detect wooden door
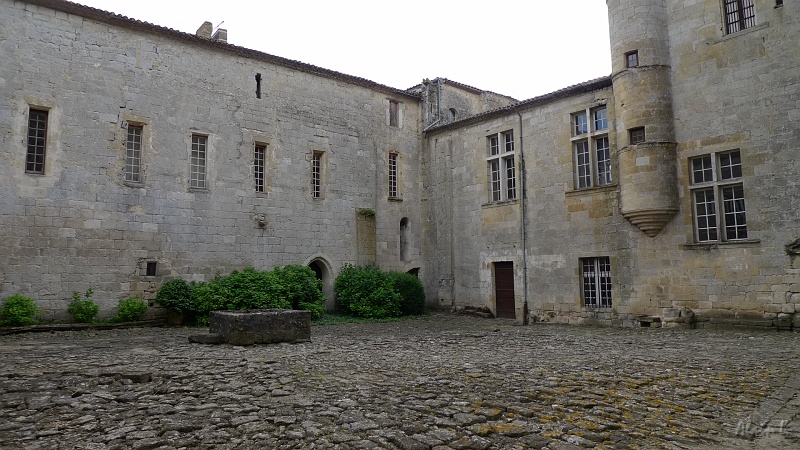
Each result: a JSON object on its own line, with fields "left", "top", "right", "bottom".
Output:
{"left": 494, "top": 262, "right": 516, "bottom": 319}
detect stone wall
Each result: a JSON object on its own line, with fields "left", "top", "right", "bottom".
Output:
{"left": 0, "top": 0, "right": 423, "bottom": 319}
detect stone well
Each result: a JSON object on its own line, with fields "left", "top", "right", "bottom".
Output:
{"left": 190, "top": 309, "right": 311, "bottom": 346}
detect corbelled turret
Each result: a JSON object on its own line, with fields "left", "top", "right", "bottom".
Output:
{"left": 607, "top": 0, "right": 678, "bottom": 237}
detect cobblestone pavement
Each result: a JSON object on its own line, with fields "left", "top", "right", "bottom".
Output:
{"left": 2, "top": 314, "right": 800, "bottom": 450}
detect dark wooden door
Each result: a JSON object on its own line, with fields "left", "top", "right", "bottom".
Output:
{"left": 494, "top": 262, "right": 516, "bottom": 319}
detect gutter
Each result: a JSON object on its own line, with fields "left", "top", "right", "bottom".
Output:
{"left": 517, "top": 112, "right": 529, "bottom": 325}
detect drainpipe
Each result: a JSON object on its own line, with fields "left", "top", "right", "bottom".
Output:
{"left": 422, "top": 78, "right": 442, "bottom": 133}
{"left": 517, "top": 112, "right": 529, "bottom": 325}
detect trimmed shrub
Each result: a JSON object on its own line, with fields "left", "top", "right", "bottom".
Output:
{"left": 272, "top": 265, "right": 326, "bottom": 319}
{"left": 112, "top": 296, "right": 148, "bottom": 322}
{"left": 0, "top": 294, "right": 39, "bottom": 326}
{"left": 334, "top": 265, "right": 401, "bottom": 319}
{"left": 193, "top": 268, "right": 291, "bottom": 323}
{"left": 387, "top": 272, "right": 426, "bottom": 316}
{"left": 68, "top": 289, "right": 99, "bottom": 323}
{"left": 155, "top": 278, "right": 194, "bottom": 313}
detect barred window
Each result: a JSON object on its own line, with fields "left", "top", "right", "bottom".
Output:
{"left": 388, "top": 153, "right": 398, "bottom": 198}
{"left": 254, "top": 144, "right": 266, "bottom": 193}
{"left": 312, "top": 151, "right": 323, "bottom": 198}
{"left": 724, "top": 0, "right": 756, "bottom": 34}
{"left": 190, "top": 135, "right": 207, "bottom": 189}
{"left": 124, "top": 125, "right": 143, "bottom": 183}
{"left": 487, "top": 130, "right": 516, "bottom": 202}
{"left": 26, "top": 108, "right": 48, "bottom": 174}
{"left": 572, "top": 106, "right": 611, "bottom": 189}
{"left": 581, "top": 257, "right": 612, "bottom": 308}
{"left": 690, "top": 150, "right": 747, "bottom": 242}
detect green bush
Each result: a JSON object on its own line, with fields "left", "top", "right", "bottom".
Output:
{"left": 155, "top": 278, "right": 194, "bottom": 313}
{"left": 0, "top": 294, "right": 39, "bottom": 326}
{"left": 334, "top": 265, "right": 401, "bottom": 319}
{"left": 193, "top": 268, "right": 291, "bottom": 323}
{"left": 68, "top": 289, "right": 99, "bottom": 323}
{"left": 112, "top": 296, "right": 148, "bottom": 322}
{"left": 273, "top": 265, "right": 325, "bottom": 319}
{"left": 387, "top": 272, "right": 426, "bottom": 316}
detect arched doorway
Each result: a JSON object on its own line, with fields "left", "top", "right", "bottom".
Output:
{"left": 305, "top": 256, "right": 335, "bottom": 310}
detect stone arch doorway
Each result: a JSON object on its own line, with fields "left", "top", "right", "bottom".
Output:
{"left": 304, "top": 255, "right": 336, "bottom": 310}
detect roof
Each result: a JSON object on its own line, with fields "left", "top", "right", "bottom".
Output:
{"left": 424, "top": 76, "right": 613, "bottom": 134}
{"left": 406, "top": 78, "right": 518, "bottom": 102}
{"left": 21, "top": 0, "right": 421, "bottom": 101}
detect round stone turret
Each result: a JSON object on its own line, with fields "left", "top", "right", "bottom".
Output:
{"left": 607, "top": 0, "right": 678, "bottom": 237}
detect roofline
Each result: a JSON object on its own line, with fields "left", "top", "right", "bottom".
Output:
{"left": 424, "top": 76, "right": 613, "bottom": 135}
{"left": 21, "top": 0, "right": 421, "bottom": 101}
{"left": 406, "top": 77, "right": 518, "bottom": 102}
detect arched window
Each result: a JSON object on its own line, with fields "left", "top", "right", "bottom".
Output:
{"left": 447, "top": 108, "right": 457, "bottom": 121}
{"left": 400, "top": 217, "right": 410, "bottom": 262}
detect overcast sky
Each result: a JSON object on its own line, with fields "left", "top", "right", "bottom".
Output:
{"left": 73, "top": 0, "right": 612, "bottom": 101}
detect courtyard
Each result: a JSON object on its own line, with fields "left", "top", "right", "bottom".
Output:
{"left": 1, "top": 314, "right": 799, "bottom": 449}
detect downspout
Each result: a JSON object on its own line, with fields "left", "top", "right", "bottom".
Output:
{"left": 422, "top": 78, "right": 442, "bottom": 132}
{"left": 517, "top": 112, "right": 529, "bottom": 325}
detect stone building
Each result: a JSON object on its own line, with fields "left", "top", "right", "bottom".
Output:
{"left": 1, "top": 0, "right": 798, "bottom": 328}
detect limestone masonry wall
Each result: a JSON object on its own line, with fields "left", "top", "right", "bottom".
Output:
{"left": 1, "top": 0, "right": 797, "bottom": 328}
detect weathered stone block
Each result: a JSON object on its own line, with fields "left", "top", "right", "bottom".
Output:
{"left": 208, "top": 309, "right": 311, "bottom": 346}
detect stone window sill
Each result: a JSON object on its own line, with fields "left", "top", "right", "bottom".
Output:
{"left": 481, "top": 199, "right": 519, "bottom": 209}
{"left": 566, "top": 184, "right": 617, "bottom": 197}
{"left": 684, "top": 239, "right": 761, "bottom": 250}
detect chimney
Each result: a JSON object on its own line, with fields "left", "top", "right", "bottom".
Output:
{"left": 196, "top": 21, "right": 212, "bottom": 39}
{"left": 212, "top": 28, "right": 227, "bottom": 43}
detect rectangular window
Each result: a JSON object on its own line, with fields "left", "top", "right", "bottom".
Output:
{"left": 190, "top": 135, "right": 207, "bottom": 189}
{"left": 595, "top": 136, "right": 611, "bottom": 186}
{"left": 26, "top": 108, "right": 48, "bottom": 174}
{"left": 689, "top": 150, "right": 747, "bottom": 242}
{"left": 629, "top": 127, "right": 646, "bottom": 145}
{"left": 145, "top": 261, "right": 157, "bottom": 277}
{"left": 124, "top": 125, "right": 143, "bottom": 183}
{"left": 388, "top": 152, "right": 398, "bottom": 198}
{"left": 572, "top": 106, "right": 611, "bottom": 189}
{"left": 724, "top": 0, "right": 756, "bottom": 34}
{"left": 581, "top": 257, "right": 612, "bottom": 308}
{"left": 254, "top": 144, "right": 266, "bottom": 193}
{"left": 487, "top": 130, "right": 516, "bottom": 202}
{"left": 389, "top": 100, "right": 399, "bottom": 127}
{"left": 625, "top": 50, "right": 639, "bottom": 68}
{"left": 312, "top": 151, "right": 323, "bottom": 198}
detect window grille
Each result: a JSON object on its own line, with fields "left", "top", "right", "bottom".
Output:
{"left": 312, "top": 152, "right": 322, "bottom": 198}
{"left": 581, "top": 257, "right": 612, "bottom": 308}
{"left": 190, "top": 135, "right": 207, "bottom": 189}
{"left": 388, "top": 153, "right": 398, "bottom": 198}
{"left": 125, "top": 125, "right": 143, "bottom": 183}
{"left": 26, "top": 109, "right": 48, "bottom": 174}
{"left": 254, "top": 144, "right": 266, "bottom": 192}
{"left": 724, "top": 0, "right": 756, "bottom": 34}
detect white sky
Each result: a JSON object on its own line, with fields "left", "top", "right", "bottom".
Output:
{"left": 73, "top": 0, "right": 612, "bottom": 101}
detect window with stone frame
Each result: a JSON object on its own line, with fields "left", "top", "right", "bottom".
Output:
{"left": 26, "top": 108, "right": 48, "bottom": 174}
{"left": 124, "top": 124, "right": 144, "bottom": 183}
{"left": 580, "top": 257, "right": 612, "bottom": 308}
{"left": 487, "top": 130, "right": 516, "bottom": 202}
{"left": 689, "top": 150, "right": 748, "bottom": 242}
{"left": 190, "top": 134, "right": 207, "bottom": 189}
{"left": 388, "top": 152, "right": 399, "bottom": 198}
{"left": 254, "top": 143, "right": 266, "bottom": 193}
{"left": 723, "top": 0, "right": 756, "bottom": 34}
{"left": 312, "top": 151, "right": 324, "bottom": 199}
{"left": 388, "top": 100, "right": 400, "bottom": 127}
{"left": 625, "top": 50, "right": 639, "bottom": 68}
{"left": 571, "top": 106, "right": 611, "bottom": 189}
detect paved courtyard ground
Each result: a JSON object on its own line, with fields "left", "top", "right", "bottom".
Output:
{"left": 1, "top": 313, "right": 799, "bottom": 449}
